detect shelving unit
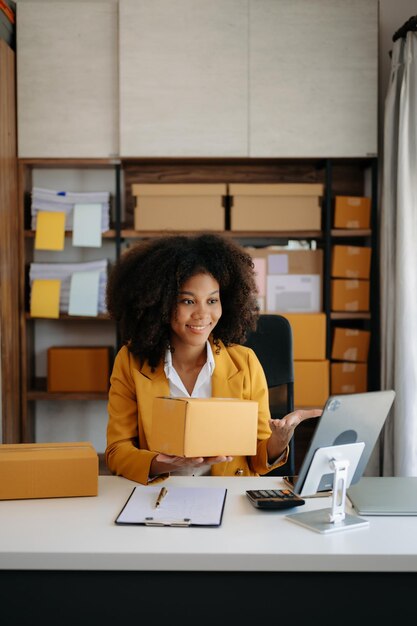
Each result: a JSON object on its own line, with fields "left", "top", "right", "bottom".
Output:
{"left": 16, "top": 156, "right": 378, "bottom": 472}
{"left": 17, "top": 159, "right": 121, "bottom": 445}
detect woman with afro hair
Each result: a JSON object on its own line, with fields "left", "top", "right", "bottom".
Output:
{"left": 105, "top": 232, "right": 321, "bottom": 484}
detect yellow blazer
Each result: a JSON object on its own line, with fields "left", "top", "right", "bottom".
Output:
{"left": 106, "top": 339, "right": 288, "bottom": 485}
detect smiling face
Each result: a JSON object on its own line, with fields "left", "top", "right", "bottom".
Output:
{"left": 170, "top": 272, "right": 222, "bottom": 351}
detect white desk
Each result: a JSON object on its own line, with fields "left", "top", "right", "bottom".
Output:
{"left": 1, "top": 475, "right": 416, "bottom": 624}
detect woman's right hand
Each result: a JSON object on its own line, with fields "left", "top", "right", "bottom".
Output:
{"left": 150, "top": 453, "right": 233, "bottom": 477}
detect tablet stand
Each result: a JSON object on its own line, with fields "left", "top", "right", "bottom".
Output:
{"left": 286, "top": 442, "right": 370, "bottom": 534}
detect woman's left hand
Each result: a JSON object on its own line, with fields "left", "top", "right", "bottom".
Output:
{"left": 267, "top": 409, "right": 323, "bottom": 463}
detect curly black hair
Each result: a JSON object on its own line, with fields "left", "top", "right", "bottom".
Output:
{"left": 106, "top": 232, "right": 260, "bottom": 368}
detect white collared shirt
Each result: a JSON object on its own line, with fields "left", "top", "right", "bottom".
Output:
{"left": 164, "top": 340, "right": 215, "bottom": 399}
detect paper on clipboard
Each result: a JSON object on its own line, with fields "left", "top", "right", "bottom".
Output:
{"left": 115, "top": 486, "right": 227, "bottom": 527}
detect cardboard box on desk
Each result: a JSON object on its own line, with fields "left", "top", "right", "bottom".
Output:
{"left": 229, "top": 183, "right": 323, "bottom": 231}
{"left": 334, "top": 196, "right": 371, "bottom": 229}
{"left": 132, "top": 183, "right": 226, "bottom": 231}
{"left": 0, "top": 442, "right": 98, "bottom": 500}
{"left": 47, "top": 346, "right": 112, "bottom": 392}
{"left": 150, "top": 397, "right": 258, "bottom": 457}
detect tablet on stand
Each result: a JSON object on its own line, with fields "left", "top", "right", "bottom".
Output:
{"left": 286, "top": 442, "right": 369, "bottom": 534}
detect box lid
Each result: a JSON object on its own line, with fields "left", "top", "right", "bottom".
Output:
{"left": 229, "top": 183, "right": 324, "bottom": 196}
{"left": 132, "top": 183, "right": 227, "bottom": 197}
{"left": 0, "top": 442, "right": 97, "bottom": 461}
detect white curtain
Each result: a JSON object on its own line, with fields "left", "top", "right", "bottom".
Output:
{"left": 380, "top": 31, "right": 417, "bottom": 476}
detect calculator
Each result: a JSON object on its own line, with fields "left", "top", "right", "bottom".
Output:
{"left": 246, "top": 488, "right": 305, "bottom": 510}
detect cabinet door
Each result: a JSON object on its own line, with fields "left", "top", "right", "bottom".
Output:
{"left": 17, "top": 2, "right": 118, "bottom": 158}
{"left": 249, "top": 0, "right": 378, "bottom": 157}
{"left": 119, "top": 0, "right": 248, "bottom": 157}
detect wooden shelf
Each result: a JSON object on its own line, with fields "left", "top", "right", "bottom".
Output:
{"left": 25, "top": 229, "right": 118, "bottom": 238}
{"left": 19, "top": 157, "right": 120, "bottom": 168}
{"left": 14, "top": 156, "right": 380, "bottom": 456}
{"left": 331, "top": 229, "right": 371, "bottom": 238}
{"left": 120, "top": 229, "right": 370, "bottom": 241}
{"left": 27, "top": 378, "right": 109, "bottom": 401}
{"left": 25, "top": 313, "right": 111, "bottom": 321}
{"left": 120, "top": 229, "right": 323, "bottom": 240}
{"left": 330, "top": 312, "right": 371, "bottom": 320}
{"left": 25, "top": 228, "right": 370, "bottom": 241}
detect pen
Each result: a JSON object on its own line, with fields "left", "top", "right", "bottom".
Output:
{"left": 155, "top": 486, "right": 168, "bottom": 508}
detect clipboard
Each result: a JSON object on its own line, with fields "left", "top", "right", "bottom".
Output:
{"left": 115, "top": 485, "right": 227, "bottom": 527}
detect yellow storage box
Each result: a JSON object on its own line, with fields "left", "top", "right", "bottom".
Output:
{"left": 0, "top": 442, "right": 98, "bottom": 500}
{"left": 47, "top": 346, "right": 112, "bottom": 392}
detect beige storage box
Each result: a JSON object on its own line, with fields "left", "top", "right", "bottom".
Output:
{"left": 149, "top": 397, "right": 258, "bottom": 457}
{"left": 331, "top": 362, "right": 368, "bottom": 394}
{"left": 283, "top": 313, "right": 326, "bottom": 360}
{"left": 294, "top": 360, "right": 329, "bottom": 407}
{"left": 331, "top": 245, "right": 372, "bottom": 279}
{"left": 0, "top": 442, "right": 98, "bottom": 500}
{"left": 229, "top": 183, "right": 323, "bottom": 231}
{"left": 47, "top": 346, "right": 112, "bottom": 392}
{"left": 334, "top": 196, "right": 371, "bottom": 229}
{"left": 246, "top": 247, "right": 323, "bottom": 274}
{"left": 331, "top": 279, "right": 370, "bottom": 312}
{"left": 132, "top": 183, "right": 226, "bottom": 231}
{"left": 267, "top": 274, "right": 321, "bottom": 313}
{"left": 247, "top": 247, "right": 323, "bottom": 305}
{"left": 267, "top": 249, "right": 322, "bottom": 275}
{"left": 331, "top": 328, "right": 370, "bottom": 362}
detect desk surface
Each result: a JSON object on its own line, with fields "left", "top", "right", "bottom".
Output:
{"left": 1, "top": 475, "right": 417, "bottom": 572}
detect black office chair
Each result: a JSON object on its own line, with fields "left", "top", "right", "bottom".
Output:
{"left": 244, "top": 314, "right": 295, "bottom": 476}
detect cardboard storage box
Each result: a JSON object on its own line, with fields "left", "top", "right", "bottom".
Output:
{"left": 229, "top": 183, "right": 323, "bottom": 231}
{"left": 149, "top": 397, "right": 258, "bottom": 457}
{"left": 47, "top": 346, "right": 112, "bottom": 392}
{"left": 132, "top": 183, "right": 226, "bottom": 231}
{"left": 331, "top": 327, "right": 370, "bottom": 362}
{"left": 0, "top": 442, "right": 98, "bottom": 500}
{"left": 334, "top": 196, "right": 371, "bottom": 229}
{"left": 247, "top": 247, "right": 322, "bottom": 303}
{"left": 282, "top": 313, "right": 326, "bottom": 360}
{"left": 331, "top": 362, "right": 368, "bottom": 394}
{"left": 331, "top": 245, "right": 371, "bottom": 279}
{"left": 331, "top": 279, "right": 370, "bottom": 312}
{"left": 267, "top": 274, "right": 321, "bottom": 313}
{"left": 267, "top": 249, "right": 323, "bottom": 276}
{"left": 294, "top": 360, "right": 329, "bottom": 407}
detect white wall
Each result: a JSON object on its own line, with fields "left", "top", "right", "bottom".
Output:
{"left": 15, "top": 0, "right": 416, "bottom": 142}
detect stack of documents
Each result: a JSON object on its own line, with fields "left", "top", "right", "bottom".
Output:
{"left": 31, "top": 187, "right": 111, "bottom": 231}
{"left": 29, "top": 259, "right": 108, "bottom": 318}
